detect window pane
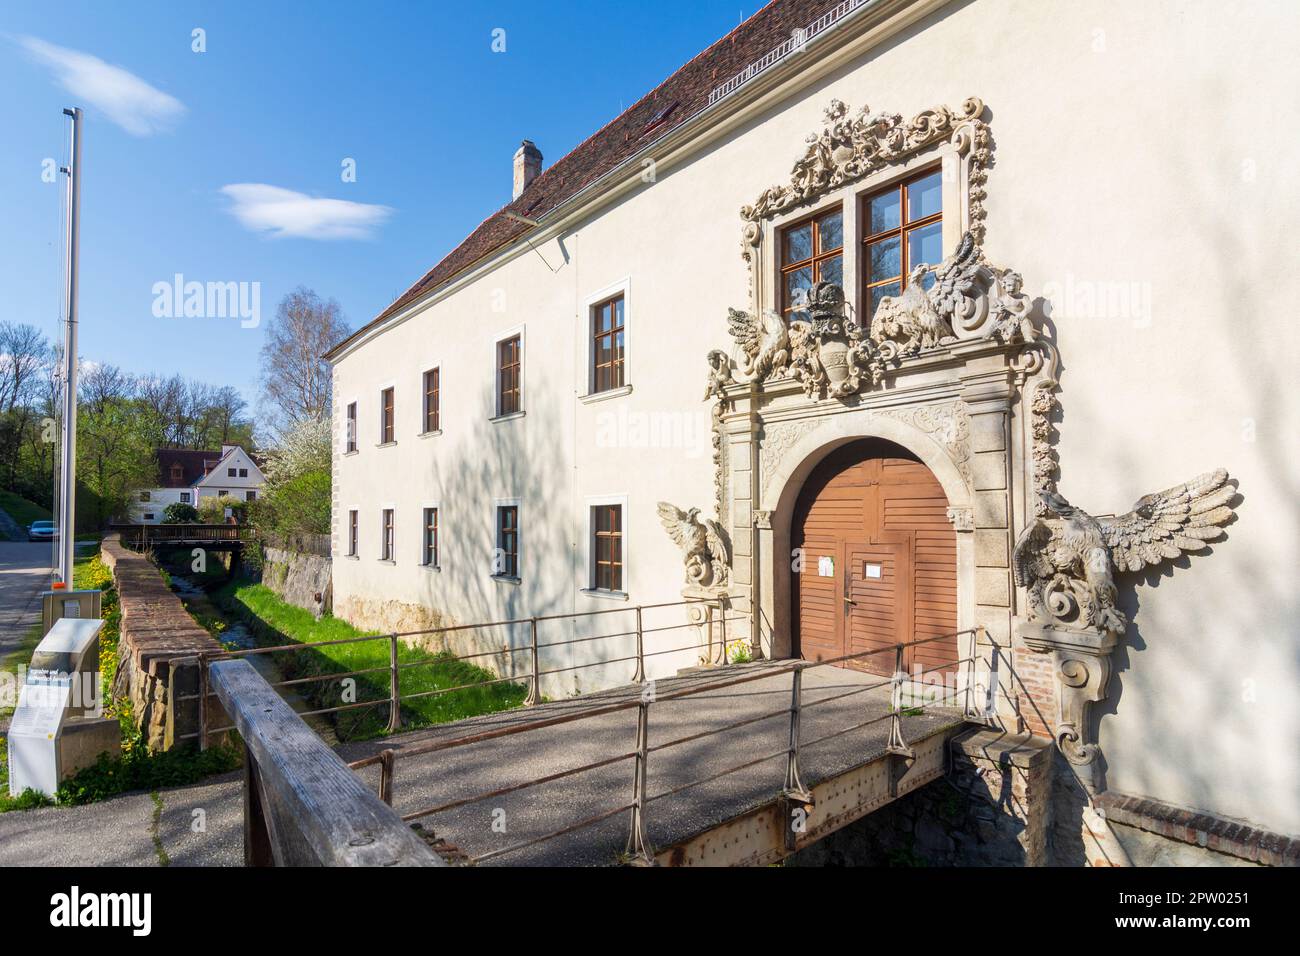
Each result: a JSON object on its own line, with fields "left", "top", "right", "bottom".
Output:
{"left": 908, "top": 170, "right": 942, "bottom": 221}
{"left": 613, "top": 297, "right": 624, "bottom": 326}
{"left": 868, "top": 189, "right": 901, "bottom": 235}
{"left": 908, "top": 221, "right": 944, "bottom": 274}
{"left": 818, "top": 254, "right": 843, "bottom": 288}
{"left": 785, "top": 267, "right": 812, "bottom": 306}
{"left": 597, "top": 303, "right": 612, "bottom": 333}
{"left": 869, "top": 281, "right": 902, "bottom": 319}
{"left": 869, "top": 237, "right": 901, "bottom": 282}
{"left": 817, "top": 212, "right": 842, "bottom": 252}
{"left": 784, "top": 223, "right": 812, "bottom": 264}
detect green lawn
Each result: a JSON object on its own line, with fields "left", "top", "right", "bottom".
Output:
{"left": 0, "top": 491, "right": 51, "bottom": 534}
{"left": 217, "top": 581, "right": 528, "bottom": 739}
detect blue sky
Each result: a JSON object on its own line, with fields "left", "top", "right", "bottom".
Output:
{"left": 0, "top": 0, "right": 752, "bottom": 417}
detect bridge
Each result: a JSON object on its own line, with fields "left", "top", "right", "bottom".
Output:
{"left": 196, "top": 604, "right": 996, "bottom": 866}
{"left": 108, "top": 522, "right": 245, "bottom": 551}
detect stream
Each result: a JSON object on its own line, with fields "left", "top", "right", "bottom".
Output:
{"left": 167, "top": 570, "right": 340, "bottom": 745}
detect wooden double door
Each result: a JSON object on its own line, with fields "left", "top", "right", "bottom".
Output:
{"left": 792, "top": 440, "right": 958, "bottom": 677}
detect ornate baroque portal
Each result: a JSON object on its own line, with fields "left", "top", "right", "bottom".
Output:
{"left": 672, "top": 97, "right": 1237, "bottom": 793}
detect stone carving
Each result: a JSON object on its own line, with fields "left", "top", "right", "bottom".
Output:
{"left": 869, "top": 233, "right": 978, "bottom": 354}
{"left": 879, "top": 402, "right": 973, "bottom": 490}
{"left": 788, "top": 281, "right": 885, "bottom": 398}
{"left": 946, "top": 506, "right": 974, "bottom": 532}
{"left": 703, "top": 349, "right": 734, "bottom": 402}
{"left": 1013, "top": 471, "right": 1237, "bottom": 635}
{"left": 758, "top": 419, "right": 822, "bottom": 482}
{"left": 726, "top": 307, "right": 790, "bottom": 382}
{"left": 752, "top": 510, "right": 773, "bottom": 530}
{"left": 740, "top": 97, "right": 987, "bottom": 226}
{"left": 656, "top": 501, "right": 731, "bottom": 588}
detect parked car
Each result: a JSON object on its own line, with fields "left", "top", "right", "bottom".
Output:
{"left": 28, "top": 520, "right": 58, "bottom": 542}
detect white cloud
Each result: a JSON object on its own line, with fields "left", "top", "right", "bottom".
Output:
{"left": 19, "top": 36, "right": 185, "bottom": 136}
{"left": 220, "top": 184, "right": 394, "bottom": 241}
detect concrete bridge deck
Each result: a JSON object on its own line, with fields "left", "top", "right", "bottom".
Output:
{"left": 339, "top": 661, "right": 968, "bottom": 866}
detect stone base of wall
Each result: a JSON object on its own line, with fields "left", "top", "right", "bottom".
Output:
{"left": 262, "top": 547, "right": 332, "bottom": 616}
{"left": 788, "top": 729, "right": 1054, "bottom": 866}
{"left": 1095, "top": 790, "right": 1296, "bottom": 867}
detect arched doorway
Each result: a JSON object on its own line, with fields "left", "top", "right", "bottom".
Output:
{"left": 792, "top": 438, "right": 958, "bottom": 676}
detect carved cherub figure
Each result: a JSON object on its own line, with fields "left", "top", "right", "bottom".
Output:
{"left": 704, "top": 349, "right": 734, "bottom": 401}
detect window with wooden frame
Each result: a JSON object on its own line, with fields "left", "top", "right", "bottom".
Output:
{"left": 347, "top": 510, "right": 358, "bottom": 556}
{"left": 779, "top": 206, "right": 843, "bottom": 320}
{"left": 170, "top": 462, "right": 184, "bottom": 481}
{"left": 422, "top": 507, "right": 439, "bottom": 567}
{"left": 497, "top": 336, "right": 521, "bottom": 416}
{"left": 862, "top": 166, "right": 943, "bottom": 321}
{"left": 591, "top": 295, "right": 625, "bottom": 393}
{"left": 346, "top": 402, "right": 357, "bottom": 452}
{"left": 591, "top": 504, "right": 623, "bottom": 592}
{"left": 495, "top": 505, "right": 519, "bottom": 578}
{"left": 381, "top": 508, "right": 394, "bottom": 561}
{"left": 379, "top": 388, "right": 395, "bottom": 444}
{"left": 422, "top": 368, "right": 440, "bottom": 433}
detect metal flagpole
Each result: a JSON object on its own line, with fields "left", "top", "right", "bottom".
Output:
{"left": 55, "top": 107, "right": 82, "bottom": 587}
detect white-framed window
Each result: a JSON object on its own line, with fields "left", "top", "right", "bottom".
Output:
{"left": 585, "top": 494, "right": 628, "bottom": 595}
{"left": 239, "top": 468, "right": 248, "bottom": 478}
{"left": 380, "top": 507, "right": 395, "bottom": 561}
{"left": 245, "top": 490, "right": 256, "bottom": 502}
{"left": 347, "top": 509, "right": 358, "bottom": 556}
{"left": 421, "top": 504, "right": 440, "bottom": 568}
{"left": 493, "top": 498, "right": 521, "bottom": 579}
{"left": 227, "top": 467, "right": 237, "bottom": 477}
{"left": 345, "top": 400, "right": 358, "bottom": 453}
{"left": 180, "top": 492, "right": 191, "bottom": 504}
{"left": 583, "top": 278, "right": 631, "bottom": 398}
{"left": 493, "top": 327, "right": 525, "bottom": 419}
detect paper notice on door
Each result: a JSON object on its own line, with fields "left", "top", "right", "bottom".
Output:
{"left": 864, "top": 562, "right": 882, "bottom": 579}
{"left": 817, "top": 556, "right": 834, "bottom": 577}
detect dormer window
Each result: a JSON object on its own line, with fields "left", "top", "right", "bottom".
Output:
{"left": 170, "top": 463, "right": 183, "bottom": 481}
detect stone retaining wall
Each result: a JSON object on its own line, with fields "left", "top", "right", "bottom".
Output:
{"left": 262, "top": 545, "right": 332, "bottom": 616}
{"left": 101, "top": 535, "right": 227, "bottom": 751}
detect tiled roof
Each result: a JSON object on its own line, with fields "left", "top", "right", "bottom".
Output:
{"left": 327, "top": 0, "right": 842, "bottom": 358}
{"left": 156, "top": 448, "right": 224, "bottom": 488}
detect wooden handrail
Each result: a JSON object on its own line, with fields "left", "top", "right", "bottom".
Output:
{"left": 208, "top": 659, "right": 442, "bottom": 867}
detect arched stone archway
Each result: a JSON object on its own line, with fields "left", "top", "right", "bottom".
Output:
{"left": 760, "top": 410, "right": 977, "bottom": 666}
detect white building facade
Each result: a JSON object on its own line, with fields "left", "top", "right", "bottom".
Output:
{"left": 327, "top": 0, "right": 1300, "bottom": 860}
{"left": 131, "top": 445, "right": 265, "bottom": 523}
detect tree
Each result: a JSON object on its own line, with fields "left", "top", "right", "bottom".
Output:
{"left": 76, "top": 363, "right": 156, "bottom": 526}
{"left": 258, "top": 287, "right": 349, "bottom": 438}
{"left": 162, "top": 501, "right": 199, "bottom": 523}
{"left": 0, "top": 322, "right": 53, "bottom": 491}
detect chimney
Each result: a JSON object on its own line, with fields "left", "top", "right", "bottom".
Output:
{"left": 513, "top": 140, "right": 542, "bottom": 200}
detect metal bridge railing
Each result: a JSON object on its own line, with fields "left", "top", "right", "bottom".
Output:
{"left": 178, "top": 596, "right": 748, "bottom": 746}
{"left": 348, "top": 627, "right": 986, "bottom": 865}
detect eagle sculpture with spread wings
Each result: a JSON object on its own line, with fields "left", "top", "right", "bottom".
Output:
{"left": 1013, "top": 469, "right": 1236, "bottom": 634}
{"left": 727, "top": 307, "right": 790, "bottom": 382}
{"left": 656, "top": 502, "right": 731, "bottom": 588}
{"left": 869, "top": 231, "right": 982, "bottom": 354}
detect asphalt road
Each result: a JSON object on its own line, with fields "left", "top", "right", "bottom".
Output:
{"left": 0, "top": 541, "right": 55, "bottom": 663}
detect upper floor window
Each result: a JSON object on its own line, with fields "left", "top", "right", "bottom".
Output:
{"left": 170, "top": 463, "right": 184, "bottom": 481}
{"left": 423, "top": 368, "right": 441, "bottom": 433}
{"left": 381, "top": 508, "right": 394, "bottom": 561}
{"left": 780, "top": 207, "right": 842, "bottom": 320}
{"left": 592, "top": 295, "right": 625, "bottom": 393}
{"left": 591, "top": 504, "right": 623, "bottom": 592}
{"left": 862, "top": 166, "right": 943, "bottom": 319}
{"left": 239, "top": 468, "right": 248, "bottom": 478}
{"left": 227, "top": 467, "right": 237, "bottom": 477}
{"left": 495, "top": 505, "right": 519, "bottom": 579}
{"left": 422, "top": 507, "right": 439, "bottom": 567}
{"left": 139, "top": 491, "right": 151, "bottom": 502}
{"left": 347, "top": 509, "right": 358, "bottom": 556}
{"left": 497, "top": 335, "right": 522, "bottom": 416}
{"left": 346, "top": 401, "right": 357, "bottom": 453}
{"left": 380, "top": 387, "right": 395, "bottom": 444}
